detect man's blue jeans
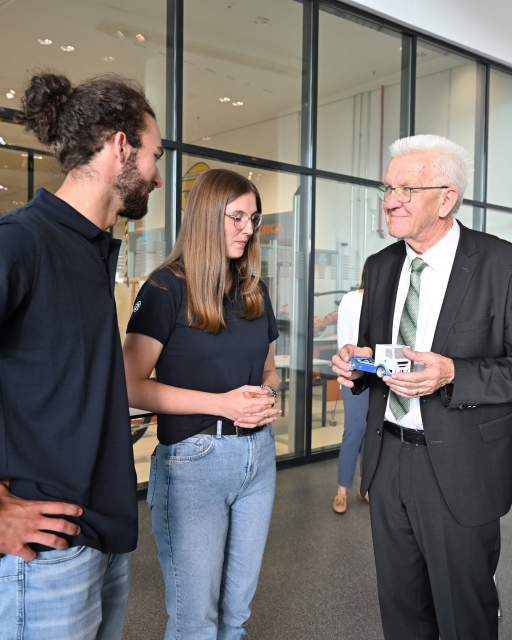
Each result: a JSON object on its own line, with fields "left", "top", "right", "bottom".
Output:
{"left": 0, "top": 546, "right": 130, "bottom": 640}
{"left": 149, "top": 425, "right": 276, "bottom": 640}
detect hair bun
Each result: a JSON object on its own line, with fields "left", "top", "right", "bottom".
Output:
{"left": 17, "top": 73, "right": 75, "bottom": 145}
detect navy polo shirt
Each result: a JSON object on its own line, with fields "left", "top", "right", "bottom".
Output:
{"left": 0, "top": 189, "right": 137, "bottom": 554}
{"left": 127, "top": 268, "right": 279, "bottom": 445}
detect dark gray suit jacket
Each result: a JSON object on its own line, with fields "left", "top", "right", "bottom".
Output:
{"left": 357, "top": 223, "right": 512, "bottom": 527}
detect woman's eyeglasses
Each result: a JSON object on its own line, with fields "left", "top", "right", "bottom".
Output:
{"left": 225, "top": 211, "right": 263, "bottom": 231}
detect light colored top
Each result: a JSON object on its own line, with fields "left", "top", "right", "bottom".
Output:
{"left": 337, "top": 289, "right": 364, "bottom": 349}
{"left": 384, "top": 219, "right": 460, "bottom": 430}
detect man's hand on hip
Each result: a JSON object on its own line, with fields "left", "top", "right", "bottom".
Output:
{"left": 383, "top": 346, "right": 455, "bottom": 398}
{"left": 332, "top": 344, "right": 374, "bottom": 388}
{"left": 0, "top": 480, "right": 83, "bottom": 561}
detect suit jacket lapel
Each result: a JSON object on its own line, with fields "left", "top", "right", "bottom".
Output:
{"left": 431, "top": 223, "right": 478, "bottom": 354}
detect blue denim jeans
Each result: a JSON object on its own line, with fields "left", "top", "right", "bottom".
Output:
{"left": 149, "top": 425, "right": 277, "bottom": 640}
{"left": 338, "top": 386, "right": 369, "bottom": 488}
{"left": 0, "top": 546, "right": 130, "bottom": 640}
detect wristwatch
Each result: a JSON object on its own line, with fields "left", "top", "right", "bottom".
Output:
{"left": 260, "top": 384, "right": 277, "bottom": 398}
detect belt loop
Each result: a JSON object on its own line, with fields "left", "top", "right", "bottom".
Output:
{"left": 216, "top": 420, "right": 222, "bottom": 439}
{"left": 400, "top": 426, "right": 405, "bottom": 444}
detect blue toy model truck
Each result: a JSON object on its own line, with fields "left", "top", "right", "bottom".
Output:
{"left": 348, "top": 344, "right": 413, "bottom": 378}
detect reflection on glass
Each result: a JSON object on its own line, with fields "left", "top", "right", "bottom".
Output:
{"left": 34, "top": 155, "right": 63, "bottom": 195}
{"left": 113, "top": 152, "right": 167, "bottom": 487}
{"left": 415, "top": 42, "right": 477, "bottom": 199}
{"left": 0, "top": 0, "right": 167, "bottom": 136}
{"left": 485, "top": 208, "right": 512, "bottom": 244}
{"left": 183, "top": 0, "right": 303, "bottom": 164}
{"left": 317, "top": 7, "right": 402, "bottom": 180}
{"left": 312, "top": 179, "right": 395, "bottom": 451}
{"left": 182, "top": 156, "right": 308, "bottom": 459}
{"left": 0, "top": 148, "right": 28, "bottom": 215}
{"left": 456, "top": 203, "right": 477, "bottom": 230}
{"left": 488, "top": 70, "right": 512, "bottom": 208}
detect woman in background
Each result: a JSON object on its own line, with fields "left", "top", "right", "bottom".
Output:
{"left": 333, "top": 262, "right": 370, "bottom": 514}
{"left": 123, "top": 169, "right": 280, "bottom": 640}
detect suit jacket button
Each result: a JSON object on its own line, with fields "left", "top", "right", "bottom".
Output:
{"left": 376, "top": 429, "right": 381, "bottom": 436}
{"left": 383, "top": 393, "right": 387, "bottom": 398}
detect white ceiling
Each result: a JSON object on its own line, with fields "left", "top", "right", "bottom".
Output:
{"left": 0, "top": 0, "right": 465, "bottom": 148}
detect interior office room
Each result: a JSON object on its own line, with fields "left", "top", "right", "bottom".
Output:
{"left": 2, "top": 0, "right": 512, "bottom": 637}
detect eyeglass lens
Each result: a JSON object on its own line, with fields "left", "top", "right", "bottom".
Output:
{"left": 233, "top": 212, "right": 262, "bottom": 230}
{"left": 378, "top": 186, "right": 411, "bottom": 203}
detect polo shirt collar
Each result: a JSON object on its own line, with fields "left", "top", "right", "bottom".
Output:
{"left": 33, "top": 188, "right": 105, "bottom": 240}
{"left": 405, "top": 218, "right": 460, "bottom": 274}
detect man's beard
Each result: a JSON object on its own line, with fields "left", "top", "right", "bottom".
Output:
{"left": 114, "top": 150, "right": 153, "bottom": 221}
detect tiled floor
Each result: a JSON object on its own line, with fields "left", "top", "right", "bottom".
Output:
{"left": 123, "top": 457, "right": 512, "bottom": 639}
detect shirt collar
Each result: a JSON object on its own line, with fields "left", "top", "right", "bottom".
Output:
{"left": 405, "top": 218, "right": 460, "bottom": 274}
{"left": 32, "top": 188, "right": 106, "bottom": 240}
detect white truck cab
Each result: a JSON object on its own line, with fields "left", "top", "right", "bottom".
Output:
{"left": 374, "top": 344, "right": 411, "bottom": 376}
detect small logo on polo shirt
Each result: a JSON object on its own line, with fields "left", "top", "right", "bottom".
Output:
{"left": 133, "top": 301, "right": 141, "bottom": 312}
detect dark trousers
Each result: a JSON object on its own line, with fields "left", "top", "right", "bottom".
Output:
{"left": 369, "top": 429, "right": 500, "bottom": 640}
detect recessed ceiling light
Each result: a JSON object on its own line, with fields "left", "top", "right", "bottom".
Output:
{"left": 232, "top": 101, "right": 244, "bottom": 107}
{"left": 103, "top": 56, "right": 115, "bottom": 62}
{"left": 60, "top": 45, "right": 75, "bottom": 52}
{"left": 202, "top": 137, "right": 211, "bottom": 140}
{"left": 135, "top": 34, "right": 146, "bottom": 42}
{"left": 5, "top": 92, "right": 14, "bottom": 100}
{"left": 0, "top": 185, "right": 7, "bottom": 190}
{"left": 0, "top": 138, "right": 6, "bottom": 145}
{"left": 219, "top": 97, "right": 230, "bottom": 102}
{"left": 37, "top": 38, "right": 52, "bottom": 45}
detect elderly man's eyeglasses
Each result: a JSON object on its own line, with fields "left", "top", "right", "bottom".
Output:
{"left": 378, "top": 185, "right": 451, "bottom": 203}
{"left": 225, "top": 211, "right": 263, "bottom": 231}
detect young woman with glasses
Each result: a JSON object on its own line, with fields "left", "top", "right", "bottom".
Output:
{"left": 123, "top": 168, "right": 281, "bottom": 640}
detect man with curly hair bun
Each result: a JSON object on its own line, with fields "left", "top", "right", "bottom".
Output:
{"left": 0, "top": 72, "right": 162, "bottom": 640}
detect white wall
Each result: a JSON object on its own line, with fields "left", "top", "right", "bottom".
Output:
{"left": 344, "top": 0, "right": 512, "bottom": 67}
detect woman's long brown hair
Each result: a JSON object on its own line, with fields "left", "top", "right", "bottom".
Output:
{"left": 155, "top": 168, "right": 264, "bottom": 334}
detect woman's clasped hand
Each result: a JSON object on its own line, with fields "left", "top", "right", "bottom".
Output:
{"left": 221, "top": 385, "right": 281, "bottom": 427}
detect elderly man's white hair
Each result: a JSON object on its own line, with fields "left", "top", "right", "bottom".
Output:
{"left": 389, "top": 134, "right": 474, "bottom": 215}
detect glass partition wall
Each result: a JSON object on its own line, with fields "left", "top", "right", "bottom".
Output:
{"left": 2, "top": 0, "right": 512, "bottom": 483}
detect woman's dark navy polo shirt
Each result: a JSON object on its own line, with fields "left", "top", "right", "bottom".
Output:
{"left": 0, "top": 189, "right": 137, "bottom": 554}
{"left": 126, "top": 268, "right": 279, "bottom": 445}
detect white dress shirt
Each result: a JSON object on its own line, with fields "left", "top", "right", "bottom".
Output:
{"left": 337, "top": 289, "right": 363, "bottom": 349}
{"left": 384, "top": 219, "right": 460, "bottom": 430}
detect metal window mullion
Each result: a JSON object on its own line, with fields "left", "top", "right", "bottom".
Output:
{"left": 27, "top": 150, "right": 34, "bottom": 201}
{"left": 400, "top": 34, "right": 416, "bottom": 138}
{"left": 302, "top": 0, "right": 319, "bottom": 457}
{"left": 165, "top": 0, "right": 184, "bottom": 252}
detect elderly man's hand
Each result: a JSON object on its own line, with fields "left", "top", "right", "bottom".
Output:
{"left": 332, "top": 344, "right": 374, "bottom": 388}
{"left": 383, "top": 346, "right": 455, "bottom": 398}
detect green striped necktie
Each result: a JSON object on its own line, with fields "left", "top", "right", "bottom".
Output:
{"left": 389, "top": 257, "right": 427, "bottom": 421}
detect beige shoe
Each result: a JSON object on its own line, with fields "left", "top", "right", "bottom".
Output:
{"left": 333, "top": 494, "right": 347, "bottom": 513}
{"left": 357, "top": 487, "right": 369, "bottom": 503}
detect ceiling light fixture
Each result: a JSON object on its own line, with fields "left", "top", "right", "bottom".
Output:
{"left": 0, "top": 138, "right": 5, "bottom": 145}
{"left": 135, "top": 33, "right": 146, "bottom": 42}
{"left": 103, "top": 56, "right": 115, "bottom": 62}
{"left": 232, "top": 101, "right": 244, "bottom": 107}
{"left": 219, "top": 97, "right": 230, "bottom": 102}
{"left": 60, "top": 45, "right": 75, "bottom": 52}
{"left": 37, "top": 38, "right": 52, "bottom": 45}
{"left": 115, "top": 30, "right": 125, "bottom": 38}
{"left": 5, "top": 92, "right": 14, "bottom": 100}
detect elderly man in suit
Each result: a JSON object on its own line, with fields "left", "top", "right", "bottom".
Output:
{"left": 333, "top": 134, "right": 512, "bottom": 640}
